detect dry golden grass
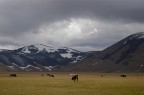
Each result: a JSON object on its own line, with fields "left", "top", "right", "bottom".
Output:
{"left": 0, "top": 72, "right": 144, "bottom": 95}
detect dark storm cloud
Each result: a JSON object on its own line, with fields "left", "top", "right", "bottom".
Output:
{"left": 1, "top": 0, "right": 144, "bottom": 35}
{"left": 0, "top": 0, "right": 144, "bottom": 51}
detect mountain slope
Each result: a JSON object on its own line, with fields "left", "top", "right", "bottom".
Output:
{"left": 64, "top": 32, "right": 144, "bottom": 72}
{"left": 0, "top": 44, "right": 93, "bottom": 71}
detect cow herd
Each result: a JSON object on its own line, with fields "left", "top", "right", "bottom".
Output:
{"left": 8, "top": 73, "right": 79, "bottom": 82}
{"left": 8, "top": 73, "right": 127, "bottom": 81}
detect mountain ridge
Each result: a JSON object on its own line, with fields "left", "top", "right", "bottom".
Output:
{"left": 0, "top": 44, "right": 94, "bottom": 72}
{"left": 62, "top": 32, "right": 144, "bottom": 72}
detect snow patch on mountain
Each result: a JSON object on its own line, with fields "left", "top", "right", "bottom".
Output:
{"left": 20, "top": 44, "right": 58, "bottom": 54}
{"left": 7, "top": 62, "right": 54, "bottom": 71}
{"left": 8, "top": 63, "right": 20, "bottom": 70}
{"left": 130, "top": 32, "right": 144, "bottom": 40}
{"left": 8, "top": 66, "right": 15, "bottom": 70}
{"left": 21, "top": 65, "right": 42, "bottom": 71}
{"left": 59, "top": 47, "right": 81, "bottom": 58}
{"left": 20, "top": 65, "right": 53, "bottom": 71}
{"left": 70, "top": 56, "right": 83, "bottom": 63}
{"left": 60, "top": 53, "right": 72, "bottom": 58}
{"left": 22, "top": 48, "right": 31, "bottom": 53}
{"left": 34, "top": 44, "right": 58, "bottom": 53}
{"left": 44, "top": 66, "right": 53, "bottom": 71}
{"left": 124, "top": 32, "right": 144, "bottom": 44}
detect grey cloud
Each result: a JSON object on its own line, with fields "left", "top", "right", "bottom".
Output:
{"left": 1, "top": 0, "right": 144, "bottom": 35}
{"left": 0, "top": 0, "right": 144, "bottom": 51}
{"left": 0, "top": 40, "right": 19, "bottom": 46}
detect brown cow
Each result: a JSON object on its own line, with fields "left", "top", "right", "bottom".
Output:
{"left": 121, "top": 74, "right": 127, "bottom": 77}
{"left": 10, "top": 74, "right": 17, "bottom": 77}
{"left": 71, "top": 74, "right": 78, "bottom": 82}
{"left": 47, "top": 74, "right": 54, "bottom": 78}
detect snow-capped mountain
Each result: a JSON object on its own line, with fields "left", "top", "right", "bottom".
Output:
{"left": 17, "top": 44, "right": 84, "bottom": 61}
{"left": 0, "top": 44, "right": 93, "bottom": 71}
{"left": 19, "top": 44, "right": 57, "bottom": 54}
{"left": 124, "top": 32, "right": 144, "bottom": 44}
{"left": 127, "top": 32, "right": 144, "bottom": 40}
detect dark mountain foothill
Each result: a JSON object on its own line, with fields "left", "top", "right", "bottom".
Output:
{"left": 63, "top": 32, "right": 144, "bottom": 72}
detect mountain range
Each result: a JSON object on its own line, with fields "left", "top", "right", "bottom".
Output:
{"left": 0, "top": 44, "right": 93, "bottom": 71}
{"left": 1, "top": 32, "right": 144, "bottom": 72}
{"left": 63, "top": 32, "right": 144, "bottom": 72}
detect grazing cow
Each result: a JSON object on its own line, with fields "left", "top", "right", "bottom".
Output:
{"left": 10, "top": 74, "right": 17, "bottom": 77}
{"left": 71, "top": 74, "right": 78, "bottom": 82}
{"left": 47, "top": 74, "right": 54, "bottom": 78}
{"left": 121, "top": 74, "right": 127, "bottom": 77}
{"left": 100, "top": 74, "right": 103, "bottom": 77}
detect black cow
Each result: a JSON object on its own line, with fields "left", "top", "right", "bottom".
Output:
{"left": 71, "top": 74, "right": 78, "bottom": 82}
{"left": 47, "top": 74, "right": 54, "bottom": 78}
{"left": 10, "top": 74, "right": 17, "bottom": 77}
{"left": 121, "top": 74, "right": 127, "bottom": 77}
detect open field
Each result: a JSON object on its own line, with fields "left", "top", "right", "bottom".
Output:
{"left": 0, "top": 72, "right": 144, "bottom": 95}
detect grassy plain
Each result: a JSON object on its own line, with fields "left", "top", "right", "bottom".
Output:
{"left": 0, "top": 72, "right": 144, "bottom": 95}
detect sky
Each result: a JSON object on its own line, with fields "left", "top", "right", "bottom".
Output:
{"left": 0, "top": 0, "right": 144, "bottom": 51}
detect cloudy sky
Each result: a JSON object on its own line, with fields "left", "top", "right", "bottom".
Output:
{"left": 0, "top": 0, "right": 144, "bottom": 51}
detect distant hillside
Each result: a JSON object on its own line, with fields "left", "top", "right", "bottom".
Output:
{"left": 0, "top": 44, "right": 94, "bottom": 72}
{"left": 63, "top": 32, "right": 144, "bottom": 72}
